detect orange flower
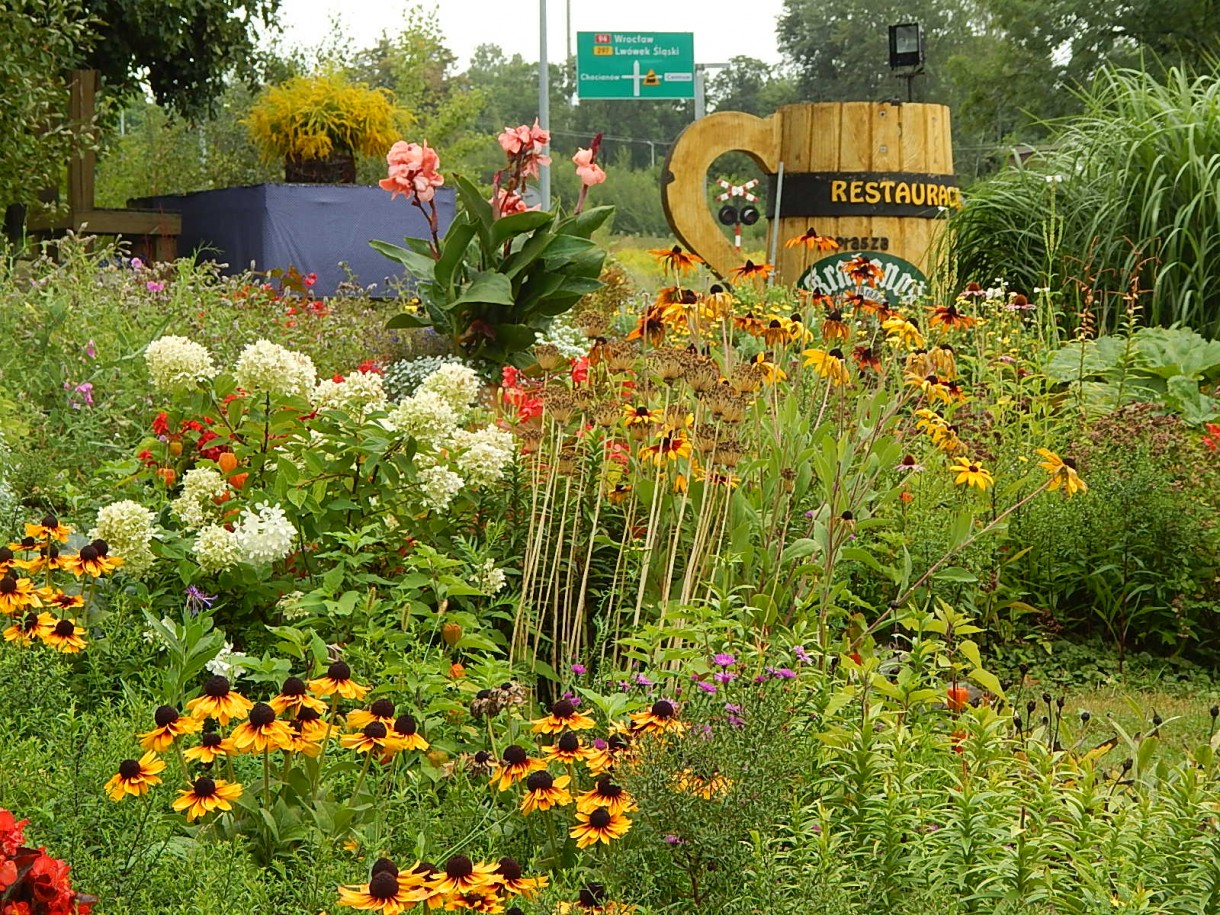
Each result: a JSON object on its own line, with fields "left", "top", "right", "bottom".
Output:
{"left": 785, "top": 228, "right": 840, "bottom": 251}
{"left": 842, "top": 255, "right": 884, "bottom": 287}
{"left": 648, "top": 245, "right": 703, "bottom": 274}
{"left": 946, "top": 684, "right": 971, "bottom": 712}
{"left": 730, "top": 259, "right": 772, "bottom": 280}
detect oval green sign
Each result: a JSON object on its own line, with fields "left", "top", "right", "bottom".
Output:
{"left": 796, "top": 251, "right": 928, "bottom": 308}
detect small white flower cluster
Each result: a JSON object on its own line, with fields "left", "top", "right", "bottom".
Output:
{"left": 89, "top": 499, "right": 156, "bottom": 577}
{"left": 0, "top": 430, "right": 18, "bottom": 529}
{"left": 171, "top": 467, "right": 227, "bottom": 530}
{"left": 312, "top": 369, "right": 388, "bottom": 419}
{"left": 205, "top": 641, "right": 250, "bottom": 679}
{"left": 233, "top": 501, "right": 296, "bottom": 565}
{"left": 418, "top": 362, "right": 481, "bottom": 414}
{"left": 471, "top": 558, "right": 507, "bottom": 595}
{"left": 194, "top": 524, "right": 243, "bottom": 573}
{"left": 417, "top": 462, "right": 465, "bottom": 512}
{"left": 144, "top": 335, "right": 217, "bottom": 392}
{"left": 276, "top": 590, "right": 310, "bottom": 621}
{"left": 534, "top": 312, "right": 588, "bottom": 360}
{"left": 382, "top": 354, "right": 468, "bottom": 402}
{"left": 234, "top": 339, "right": 317, "bottom": 398}
{"left": 452, "top": 425, "right": 516, "bottom": 485}
{"left": 388, "top": 389, "right": 460, "bottom": 447}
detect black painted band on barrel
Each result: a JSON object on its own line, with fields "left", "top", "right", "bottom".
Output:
{"left": 766, "top": 172, "right": 961, "bottom": 219}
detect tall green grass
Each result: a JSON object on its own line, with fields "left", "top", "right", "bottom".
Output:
{"left": 945, "top": 66, "right": 1220, "bottom": 335}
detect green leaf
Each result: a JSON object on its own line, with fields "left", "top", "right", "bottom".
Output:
{"left": 453, "top": 272, "right": 515, "bottom": 307}
{"left": 781, "top": 538, "right": 819, "bottom": 564}
{"left": 386, "top": 311, "right": 430, "bottom": 329}
{"left": 1134, "top": 326, "right": 1220, "bottom": 380}
{"left": 557, "top": 205, "right": 614, "bottom": 238}
{"left": 1044, "top": 336, "right": 1131, "bottom": 383}
{"left": 933, "top": 566, "right": 978, "bottom": 583}
{"left": 434, "top": 219, "right": 477, "bottom": 292}
{"left": 490, "top": 210, "right": 554, "bottom": 247}
{"left": 968, "top": 667, "right": 1004, "bottom": 698}
{"left": 369, "top": 240, "right": 435, "bottom": 280}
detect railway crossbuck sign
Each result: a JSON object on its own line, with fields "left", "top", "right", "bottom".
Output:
{"left": 576, "top": 32, "right": 696, "bottom": 100}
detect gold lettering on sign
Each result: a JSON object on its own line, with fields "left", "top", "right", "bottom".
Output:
{"left": 879, "top": 180, "right": 895, "bottom": 203}
{"left": 830, "top": 181, "right": 847, "bottom": 203}
{"left": 911, "top": 183, "right": 925, "bottom": 206}
{"left": 864, "top": 182, "right": 880, "bottom": 204}
{"left": 849, "top": 181, "right": 863, "bottom": 204}
{"left": 894, "top": 182, "right": 910, "bottom": 205}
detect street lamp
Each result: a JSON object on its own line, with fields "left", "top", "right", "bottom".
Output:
{"left": 888, "top": 22, "right": 924, "bottom": 102}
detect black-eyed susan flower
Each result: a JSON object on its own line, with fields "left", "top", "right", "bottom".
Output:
{"left": 65, "top": 542, "right": 123, "bottom": 578}
{"left": 3, "top": 610, "right": 55, "bottom": 645}
{"left": 882, "top": 315, "right": 925, "bottom": 349}
{"left": 730, "top": 259, "right": 772, "bottom": 281}
{"left": 543, "top": 731, "right": 591, "bottom": 765}
{"left": 104, "top": 751, "right": 165, "bottom": 801}
{"left": 751, "top": 351, "right": 786, "bottom": 385}
{"left": 444, "top": 888, "right": 502, "bottom": 913}
{"left": 9, "top": 535, "right": 37, "bottom": 553}
{"left": 930, "top": 344, "right": 957, "bottom": 380}
{"left": 626, "top": 305, "right": 666, "bottom": 346}
{"left": 802, "top": 348, "right": 850, "bottom": 386}
{"left": 674, "top": 768, "right": 732, "bottom": 799}
{"left": 428, "top": 855, "right": 499, "bottom": 896}
{"left": 1037, "top": 449, "right": 1088, "bottom": 497}
{"left": 927, "top": 303, "right": 976, "bottom": 330}
{"left": 338, "top": 862, "right": 421, "bottom": 914}
{"left": 519, "top": 770, "right": 573, "bottom": 814}
{"left": 269, "top": 675, "right": 329, "bottom": 717}
{"left": 347, "top": 698, "right": 397, "bottom": 731}
{"left": 43, "top": 617, "right": 86, "bottom": 652}
{"left": 629, "top": 699, "right": 685, "bottom": 736}
{"left": 16, "top": 544, "right": 71, "bottom": 576}
{"left": 842, "top": 255, "right": 884, "bottom": 287}
{"left": 622, "top": 404, "right": 661, "bottom": 428}
{"left": 786, "top": 228, "right": 839, "bottom": 252}
{"left": 950, "top": 457, "right": 994, "bottom": 491}
{"left": 0, "top": 575, "right": 40, "bottom": 615}
{"left": 342, "top": 721, "right": 405, "bottom": 755}
{"left": 292, "top": 705, "right": 334, "bottom": 742}
{"left": 139, "top": 705, "right": 203, "bottom": 751}
{"left": 820, "top": 309, "right": 850, "bottom": 343}
{"left": 570, "top": 807, "right": 632, "bottom": 848}
{"left": 896, "top": 454, "right": 924, "bottom": 473}
{"left": 171, "top": 776, "right": 242, "bottom": 822}
{"left": 391, "top": 714, "right": 429, "bottom": 751}
{"left": 702, "top": 286, "right": 736, "bottom": 320}
{"left": 606, "top": 483, "right": 633, "bottom": 506}
{"left": 186, "top": 675, "right": 254, "bottom": 725}
{"left": 230, "top": 702, "right": 293, "bottom": 753}
{"left": 42, "top": 590, "right": 84, "bottom": 614}
{"left": 648, "top": 245, "right": 703, "bottom": 274}
{"left": 732, "top": 311, "right": 766, "bottom": 336}
{"left": 639, "top": 432, "right": 692, "bottom": 467}
{"left": 309, "top": 660, "right": 368, "bottom": 701}
{"left": 851, "top": 345, "right": 881, "bottom": 372}
{"left": 25, "top": 515, "right": 71, "bottom": 543}
{"left": 491, "top": 744, "right": 546, "bottom": 791}
{"left": 490, "top": 857, "right": 546, "bottom": 898}
{"left": 531, "top": 698, "right": 595, "bottom": 734}
{"left": 0, "top": 546, "right": 15, "bottom": 575}
{"left": 401, "top": 862, "right": 446, "bottom": 909}
{"left": 283, "top": 721, "right": 323, "bottom": 757}
{"left": 576, "top": 776, "right": 637, "bottom": 815}
{"left": 184, "top": 730, "right": 238, "bottom": 764}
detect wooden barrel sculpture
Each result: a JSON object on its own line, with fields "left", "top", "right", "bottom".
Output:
{"left": 661, "top": 102, "right": 957, "bottom": 295}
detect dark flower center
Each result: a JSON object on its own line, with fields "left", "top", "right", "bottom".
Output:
{"left": 20, "top": 537, "right": 35, "bottom": 549}
{"left": 203, "top": 675, "right": 231, "bottom": 697}
{"left": 651, "top": 700, "right": 675, "bottom": 719}
{"left": 828, "top": 348, "right": 844, "bottom": 359}
{"left": 557, "top": 732, "right": 580, "bottom": 752}
{"left": 370, "top": 698, "right": 395, "bottom": 719}
{"left": 326, "top": 660, "right": 351, "bottom": 681}
{"left": 589, "top": 808, "right": 613, "bottom": 829}
{"left": 154, "top": 705, "right": 180, "bottom": 727}
{"left": 41, "top": 515, "right": 58, "bottom": 529}
{"left": 608, "top": 734, "right": 630, "bottom": 751}
{"left": 248, "top": 703, "right": 276, "bottom": 728}
{"left": 840, "top": 511, "right": 854, "bottom": 521}
{"left": 474, "top": 750, "right": 492, "bottom": 765}
{"left": 78, "top": 544, "right": 99, "bottom": 562}
{"left": 969, "top": 465, "right": 979, "bottom": 473}
{"left": 393, "top": 714, "right": 417, "bottom": 736}
{"left": 476, "top": 688, "right": 492, "bottom": 700}
{"left": 525, "top": 771, "right": 554, "bottom": 791}
{"left": 596, "top": 778, "right": 623, "bottom": 798}
{"left": 502, "top": 744, "right": 528, "bottom": 766}
{"left": 0, "top": 548, "right": 13, "bottom": 563}
{"left": 445, "top": 855, "right": 473, "bottom": 879}
{"left": 201, "top": 732, "right": 222, "bottom": 748}
{"left": 193, "top": 777, "right": 217, "bottom": 798}
{"left": 496, "top": 857, "right": 522, "bottom": 880}
{"left": 92, "top": 539, "right": 109, "bottom": 556}
{"left": 54, "top": 620, "right": 74, "bottom": 636}
{"left": 280, "top": 676, "right": 307, "bottom": 696}
{"left": 414, "top": 862, "right": 437, "bottom": 877}
{"left": 297, "top": 706, "right": 321, "bottom": 723}
{"left": 1063, "top": 457, "right": 1077, "bottom": 469}
{"left": 22, "top": 612, "right": 38, "bottom": 629}
{"left": 0, "top": 576, "right": 16, "bottom": 594}
{"left": 118, "top": 759, "right": 141, "bottom": 779}
{"left": 371, "top": 857, "right": 398, "bottom": 878}
{"left": 551, "top": 698, "right": 575, "bottom": 719}
{"left": 579, "top": 883, "right": 607, "bottom": 907}
{"left": 368, "top": 871, "right": 399, "bottom": 900}
{"left": 363, "top": 722, "right": 388, "bottom": 740}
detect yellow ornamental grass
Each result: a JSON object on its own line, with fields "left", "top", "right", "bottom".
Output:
{"left": 246, "top": 72, "right": 407, "bottom": 164}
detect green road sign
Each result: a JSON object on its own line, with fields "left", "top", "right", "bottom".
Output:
{"left": 576, "top": 31, "right": 695, "bottom": 100}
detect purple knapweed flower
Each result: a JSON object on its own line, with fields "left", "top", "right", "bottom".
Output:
{"left": 571, "top": 663, "right": 587, "bottom": 676}
{"left": 712, "top": 652, "right": 736, "bottom": 668}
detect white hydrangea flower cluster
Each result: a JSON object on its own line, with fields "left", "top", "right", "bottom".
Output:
{"left": 232, "top": 502, "right": 296, "bottom": 565}
{"left": 388, "top": 390, "right": 460, "bottom": 447}
{"left": 171, "top": 468, "right": 227, "bottom": 530}
{"left": 89, "top": 499, "right": 156, "bottom": 578}
{"left": 234, "top": 339, "right": 317, "bottom": 398}
{"left": 194, "top": 524, "right": 242, "bottom": 573}
{"left": 471, "top": 558, "right": 507, "bottom": 595}
{"left": 144, "top": 335, "right": 217, "bottom": 391}
{"left": 312, "top": 369, "right": 388, "bottom": 419}
{"left": 205, "top": 641, "right": 250, "bottom": 679}
{"left": 382, "top": 354, "right": 468, "bottom": 402}
{"left": 534, "top": 311, "right": 588, "bottom": 359}
{"left": 417, "top": 463, "right": 465, "bottom": 512}
{"left": 418, "top": 362, "right": 481, "bottom": 414}
{"left": 451, "top": 425, "right": 516, "bottom": 485}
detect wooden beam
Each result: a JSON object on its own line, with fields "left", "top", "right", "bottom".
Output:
{"left": 67, "top": 69, "right": 98, "bottom": 214}
{"left": 27, "top": 208, "right": 182, "bottom": 236}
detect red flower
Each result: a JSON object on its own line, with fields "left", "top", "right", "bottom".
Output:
{"left": 304, "top": 273, "right": 318, "bottom": 288}
{"left": 570, "top": 356, "right": 590, "bottom": 386}
{"left": 0, "top": 808, "right": 27, "bottom": 857}
{"left": 136, "top": 449, "right": 157, "bottom": 467}
{"left": 151, "top": 412, "right": 170, "bottom": 437}
{"left": 1203, "top": 423, "right": 1220, "bottom": 451}
{"left": 356, "top": 359, "right": 383, "bottom": 375}
{"left": 332, "top": 373, "right": 346, "bottom": 383}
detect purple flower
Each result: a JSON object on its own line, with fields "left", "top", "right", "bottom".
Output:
{"left": 713, "top": 670, "right": 736, "bottom": 685}
{"left": 793, "top": 645, "right": 812, "bottom": 664}
{"left": 592, "top": 738, "right": 608, "bottom": 750}
{"left": 633, "top": 673, "right": 653, "bottom": 688}
{"left": 712, "top": 652, "right": 736, "bottom": 668}
{"left": 85, "top": 339, "right": 96, "bottom": 359}
{"left": 146, "top": 280, "right": 165, "bottom": 293}
{"left": 765, "top": 666, "right": 797, "bottom": 680}
{"left": 130, "top": 257, "right": 144, "bottom": 271}
{"left": 664, "top": 835, "right": 685, "bottom": 845}
{"left": 804, "top": 510, "right": 815, "bottom": 519}
{"left": 697, "top": 723, "right": 713, "bottom": 739}
{"left": 562, "top": 690, "right": 581, "bottom": 708}
{"left": 724, "top": 703, "right": 742, "bottom": 713}
{"left": 695, "top": 681, "right": 718, "bottom": 695}
{"left": 185, "top": 585, "right": 216, "bottom": 615}
{"left": 571, "top": 663, "right": 587, "bottom": 676}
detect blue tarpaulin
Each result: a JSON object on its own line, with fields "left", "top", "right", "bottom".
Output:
{"left": 133, "top": 184, "right": 456, "bottom": 298}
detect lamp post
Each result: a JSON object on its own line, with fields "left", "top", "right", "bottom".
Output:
{"left": 888, "top": 22, "right": 924, "bottom": 102}
{"left": 539, "top": 0, "right": 551, "bottom": 210}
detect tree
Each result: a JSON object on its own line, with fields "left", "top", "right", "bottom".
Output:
{"left": 0, "top": 0, "right": 96, "bottom": 214}
{"left": 706, "top": 56, "right": 801, "bottom": 116}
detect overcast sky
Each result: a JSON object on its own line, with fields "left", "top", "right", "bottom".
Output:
{"left": 274, "top": 0, "right": 789, "bottom": 68}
